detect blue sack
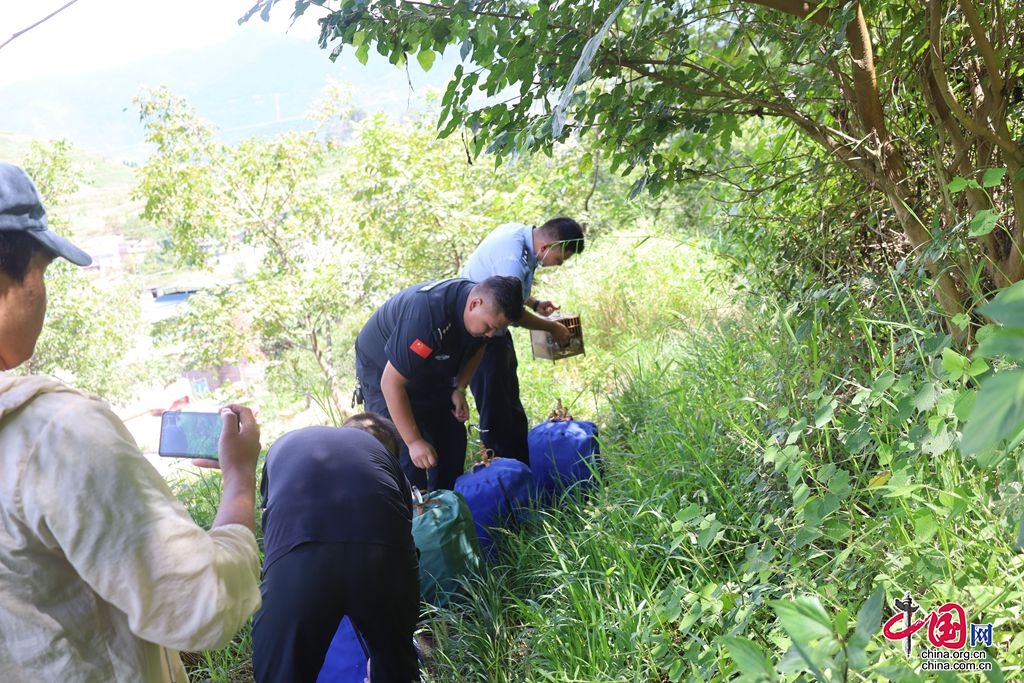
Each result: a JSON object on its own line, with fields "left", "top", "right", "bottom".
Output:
{"left": 316, "top": 616, "right": 367, "bottom": 683}
{"left": 528, "top": 406, "right": 600, "bottom": 502}
{"left": 454, "top": 455, "right": 532, "bottom": 556}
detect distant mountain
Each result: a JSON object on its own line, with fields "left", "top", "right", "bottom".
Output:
{"left": 0, "top": 24, "right": 455, "bottom": 163}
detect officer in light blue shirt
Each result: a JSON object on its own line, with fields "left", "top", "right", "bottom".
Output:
{"left": 461, "top": 218, "right": 585, "bottom": 463}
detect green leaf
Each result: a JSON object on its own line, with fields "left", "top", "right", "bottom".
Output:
{"left": 1006, "top": 420, "right": 1024, "bottom": 453}
{"left": 947, "top": 177, "right": 972, "bottom": 192}
{"left": 950, "top": 312, "right": 971, "bottom": 330}
{"left": 980, "top": 281, "right": 1024, "bottom": 327}
{"left": 417, "top": 49, "right": 436, "bottom": 71}
{"left": 912, "top": 382, "right": 939, "bottom": 412}
{"left": 842, "top": 429, "right": 872, "bottom": 454}
{"left": 771, "top": 596, "right": 834, "bottom": 642}
{"left": 853, "top": 587, "right": 884, "bottom": 641}
{"left": 827, "top": 469, "right": 851, "bottom": 497}
{"left": 723, "top": 636, "right": 775, "bottom": 679}
{"left": 822, "top": 518, "right": 852, "bottom": 542}
{"left": 698, "top": 519, "right": 722, "bottom": 548}
{"left": 982, "top": 167, "right": 1007, "bottom": 188}
{"left": 913, "top": 507, "right": 939, "bottom": 542}
{"left": 833, "top": 607, "right": 850, "bottom": 637}
{"left": 674, "top": 503, "right": 702, "bottom": 526}
{"left": 355, "top": 42, "right": 370, "bottom": 65}
{"left": 785, "top": 418, "right": 807, "bottom": 445}
{"left": 848, "top": 586, "right": 883, "bottom": 669}
{"left": 954, "top": 388, "right": 977, "bottom": 421}
{"left": 792, "top": 481, "right": 810, "bottom": 506}
{"left": 940, "top": 348, "right": 969, "bottom": 380}
{"left": 921, "top": 427, "right": 954, "bottom": 456}
{"left": 679, "top": 603, "right": 702, "bottom": 631}
{"left": 871, "top": 370, "right": 896, "bottom": 394}
{"left": 814, "top": 396, "right": 836, "bottom": 427}
{"left": 974, "top": 447, "right": 1007, "bottom": 469}
{"left": 968, "top": 209, "right": 999, "bottom": 236}
{"left": 960, "top": 369, "right": 1024, "bottom": 454}
{"left": 967, "top": 356, "right": 990, "bottom": 377}
{"left": 977, "top": 327, "right": 1024, "bottom": 361}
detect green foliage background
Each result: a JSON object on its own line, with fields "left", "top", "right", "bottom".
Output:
{"left": 17, "top": 140, "right": 151, "bottom": 402}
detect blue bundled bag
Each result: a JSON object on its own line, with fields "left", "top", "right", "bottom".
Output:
{"left": 316, "top": 616, "right": 367, "bottom": 683}
{"left": 528, "top": 401, "right": 600, "bottom": 502}
{"left": 317, "top": 617, "right": 427, "bottom": 681}
{"left": 454, "top": 448, "right": 532, "bottom": 555}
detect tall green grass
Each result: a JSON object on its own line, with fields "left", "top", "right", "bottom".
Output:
{"left": 417, "top": 233, "right": 1024, "bottom": 680}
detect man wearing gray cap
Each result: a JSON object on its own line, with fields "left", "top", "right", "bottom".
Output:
{"left": 0, "top": 162, "right": 264, "bottom": 682}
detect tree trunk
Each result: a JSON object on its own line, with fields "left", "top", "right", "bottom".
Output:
{"left": 743, "top": 0, "right": 1024, "bottom": 336}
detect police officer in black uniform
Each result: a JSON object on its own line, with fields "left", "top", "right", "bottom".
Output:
{"left": 354, "top": 275, "right": 524, "bottom": 491}
{"left": 252, "top": 413, "right": 419, "bottom": 683}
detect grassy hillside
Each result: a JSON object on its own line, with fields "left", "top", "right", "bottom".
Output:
{"left": 171, "top": 223, "right": 1024, "bottom": 681}
{"left": 416, "top": 233, "right": 1022, "bottom": 681}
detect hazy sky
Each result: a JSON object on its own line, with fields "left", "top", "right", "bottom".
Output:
{"left": 0, "top": 0, "right": 319, "bottom": 87}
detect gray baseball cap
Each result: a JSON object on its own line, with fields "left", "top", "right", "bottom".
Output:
{"left": 0, "top": 162, "right": 92, "bottom": 266}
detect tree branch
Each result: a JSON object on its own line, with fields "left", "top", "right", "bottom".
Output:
{"left": 741, "top": 1, "right": 893, "bottom": 172}
{"left": 927, "top": 0, "right": 1024, "bottom": 165}
{"left": 956, "top": 0, "right": 1004, "bottom": 103}
{"left": 742, "top": 0, "right": 828, "bottom": 27}
{"left": 843, "top": 2, "right": 887, "bottom": 143}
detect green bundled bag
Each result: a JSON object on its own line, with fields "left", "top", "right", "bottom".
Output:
{"left": 412, "top": 489, "right": 482, "bottom": 606}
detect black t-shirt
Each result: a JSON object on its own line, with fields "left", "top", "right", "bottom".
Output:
{"left": 260, "top": 426, "right": 414, "bottom": 571}
{"left": 354, "top": 278, "right": 484, "bottom": 395}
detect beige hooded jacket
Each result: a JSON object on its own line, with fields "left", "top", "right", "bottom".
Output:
{"left": 0, "top": 374, "right": 260, "bottom": 682}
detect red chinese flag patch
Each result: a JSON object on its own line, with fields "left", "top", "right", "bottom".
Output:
{"left": 410, "top": 338, "right": 433, "bottom": 359}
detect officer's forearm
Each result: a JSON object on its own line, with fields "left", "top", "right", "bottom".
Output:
{"left": 381, "top": 363, "right": 423, "bottom": 445}
{"left": 516, "top": 309, "right": 550, "bottom": 330}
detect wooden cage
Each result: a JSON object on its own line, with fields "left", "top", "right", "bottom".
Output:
{"left": 530, "top": 314, "right": 585, "bottom": 361}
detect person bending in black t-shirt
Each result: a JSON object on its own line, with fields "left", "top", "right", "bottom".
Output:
{"left": 354, "top": 275, "right": 524, "bottom": 491}
{"left": 252, "top": 413, "right": 419, "bottom": 683}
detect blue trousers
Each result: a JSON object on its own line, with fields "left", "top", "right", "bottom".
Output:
{"left": 469, "top": 333, "right": 530, "bottom": 464}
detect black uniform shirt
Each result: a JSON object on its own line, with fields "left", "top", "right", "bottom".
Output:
{"left": 260, "top": 426, "right": 414, "bottom": 571}
{"left": 355, "top": 278, "right": 484, "bottom": 394}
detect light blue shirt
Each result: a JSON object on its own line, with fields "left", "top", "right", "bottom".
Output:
{"left": 461, "top": 222, "right": 537, "bottom": 299}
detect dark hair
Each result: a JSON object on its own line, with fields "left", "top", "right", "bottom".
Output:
{"left": 342, "top": 412, "right": 402, "bottom": 456}
{"left": 472, "top": 275, "right": 525, "bottom": 323}
{"left": 538, "top": 217, "right": 585, "bottom": 256}
{"left": 0, "top": 231, "right": 44, "bottom": 283}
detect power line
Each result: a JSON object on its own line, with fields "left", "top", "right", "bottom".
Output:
{"left": 0, "top": 0, "right": 85, "bottom": 52}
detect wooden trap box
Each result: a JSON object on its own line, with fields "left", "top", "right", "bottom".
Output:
{"left": 530, "top": 314, "right": 585, "bottom": 361}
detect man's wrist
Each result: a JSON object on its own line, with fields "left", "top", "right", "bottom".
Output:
{"left": 529, "top": 299, "right": 540, "bottom": 312}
